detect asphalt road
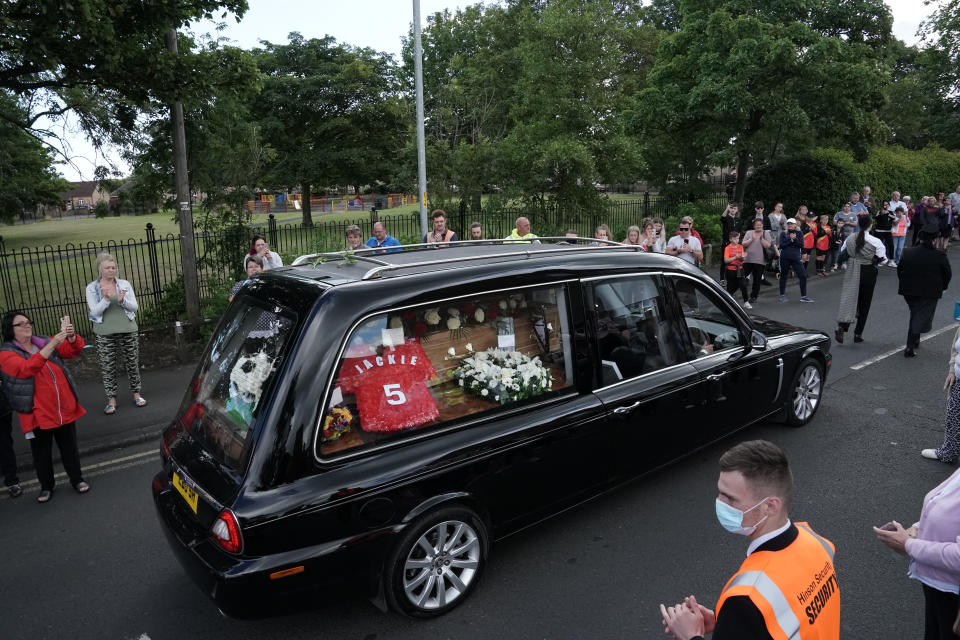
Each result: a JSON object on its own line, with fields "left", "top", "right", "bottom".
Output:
{"left": 2, "top": 250, "right": 959, "bottom": 639}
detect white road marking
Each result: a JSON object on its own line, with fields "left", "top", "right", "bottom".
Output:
{"left": 11, "top": 449, "right": 158, "bottom": 491}
{"left": 849, "top": 322, "right": 959, "bottom": 371}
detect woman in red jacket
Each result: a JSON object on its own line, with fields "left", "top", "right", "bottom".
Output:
{"left": 0, "top": 311, "right": 89, "bottom": 503}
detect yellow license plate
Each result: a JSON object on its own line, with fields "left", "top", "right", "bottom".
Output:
{"left": 172, "top": 471, "right": 199, "bottom": 514}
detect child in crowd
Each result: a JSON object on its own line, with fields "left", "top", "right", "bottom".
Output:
{"left": 815, "top": 215, "right": 832, "bottom": 276}
{"left": 723, "top": 230, "right": 751, "bottom": 309}
{"left": 831, "top": 220, "right": 847, "bottom": 271}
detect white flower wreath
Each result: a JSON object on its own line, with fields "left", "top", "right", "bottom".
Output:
{"left": 453, "top": 348, "right": 552, "bottom": 405}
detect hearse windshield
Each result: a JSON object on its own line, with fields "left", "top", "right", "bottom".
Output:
{"left": 176, "top": 296, "right": 296, "bottom": 471}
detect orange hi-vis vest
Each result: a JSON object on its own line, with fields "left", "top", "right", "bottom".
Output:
{"left": 716, "top": 522, "right": 840, "bottom": 640}
{"left": 816, "top": 226, "right": 831, "bottom": 251}
{"left": 803, "top": 223, "right": 817, "bottom": 249}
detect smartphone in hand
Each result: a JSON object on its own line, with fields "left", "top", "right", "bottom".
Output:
{"left": 878, "top": 522, "right": 897, "bottom": 531}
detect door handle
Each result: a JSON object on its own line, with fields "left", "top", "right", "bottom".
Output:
{"left": 613, "top": 401, "right": 641, "bottom": 416}
{"left": 706, "top": 371, "right": 728, "bottom": 382}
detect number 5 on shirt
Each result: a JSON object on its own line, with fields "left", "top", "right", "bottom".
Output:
{"left": 383, "top": 384, "right": 407, "bottom": 405}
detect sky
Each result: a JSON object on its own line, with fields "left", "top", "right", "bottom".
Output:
{"left": 54, "top": 0, "right": 935, "bottom": 182}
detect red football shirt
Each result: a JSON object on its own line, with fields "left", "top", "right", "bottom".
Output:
{"left": 338, "top": 341, "right": 439, "bottom": 432}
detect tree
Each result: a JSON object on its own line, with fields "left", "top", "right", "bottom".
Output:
{"left": 635, "top": 0, "right": 892, "bottom": 204}
{"left": 0, "top": 0, "right": 254, "bottom": 160}
{"left": 0, "top": 93, "right": 69, "bottom": 224}
{"left": 254, "top": 34, "right": 404, "bottom": 226}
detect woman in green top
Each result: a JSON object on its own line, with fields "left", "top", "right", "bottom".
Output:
{"left": 85, "top": 253, "right": 146, "bottom": 414}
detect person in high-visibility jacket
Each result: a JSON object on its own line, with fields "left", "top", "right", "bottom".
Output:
{"left": 660, "top": 440, "right": 840, "bottom": 640}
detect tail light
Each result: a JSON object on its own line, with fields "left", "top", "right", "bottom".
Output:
{"left": 210, "top": 509, "right": 243, "bottom": 554}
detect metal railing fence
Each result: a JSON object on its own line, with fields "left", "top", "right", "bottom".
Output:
{"left": 0, "top": 193, "right": 726, "bottom": 337}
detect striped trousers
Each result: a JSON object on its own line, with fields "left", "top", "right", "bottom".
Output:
{"left": 95, "top": 332, "right": 142, "bottom": 399}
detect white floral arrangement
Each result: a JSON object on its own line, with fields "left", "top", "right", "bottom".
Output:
{"left": 454, "top": 348, "right": 552, "bottom": 405}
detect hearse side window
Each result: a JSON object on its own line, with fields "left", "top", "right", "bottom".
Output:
{"left": 319, "top": 285, "right": 574, "bottom": 455}
{"left": 177, "top": 298, "right": 296, "bottom": 470}
{"left": 587, "top": 276, "right": 680, "bottom": 385}
{"left": 672, "top": 278, "right": 744, "bottom": 358}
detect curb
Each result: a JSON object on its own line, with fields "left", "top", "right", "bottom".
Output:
{"left": 14, "top": 424, "right": 166, "bottom": 473}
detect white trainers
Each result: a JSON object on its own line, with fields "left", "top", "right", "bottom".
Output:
{"left": 888, "top": 261, "right": 897, "bottom": 267}
{"left": 744, "top": 301, "right": 753, "bottom": 309}
{"left": 921, "top": 449, "right": 939, "bottom": 460}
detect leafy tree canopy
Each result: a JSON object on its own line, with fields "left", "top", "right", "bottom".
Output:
{"left": 254, "top": 33, "right": 405, "bottom": 225}
{"left": 634, "top": 0, "right": 892, "bottom": 203}
{"left": 0, "top": 92, "right": 70, "bottom": 224}
{"left": 0, "top": 0, "right": 255, "bottom": 154}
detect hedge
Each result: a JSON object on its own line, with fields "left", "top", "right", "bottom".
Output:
{"left": 745, "top": 145, "right": 960, "bottom": 217}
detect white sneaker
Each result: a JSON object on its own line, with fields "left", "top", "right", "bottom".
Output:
{"left": 888, "top": 261, "right": 897, "bottom": 267}
{"left": 744, "top": 301, "right": 753, "bottom": 309}
{"left": 921, "top": 449, "right": 939, "bottom": 460}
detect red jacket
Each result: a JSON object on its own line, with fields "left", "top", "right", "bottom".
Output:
{"left": 0, "top": 336, "right": 86, "bottom": 432}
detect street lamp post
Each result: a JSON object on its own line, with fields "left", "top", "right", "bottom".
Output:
{"left": 413, "top": 0, "right": 428, "bottom": 240}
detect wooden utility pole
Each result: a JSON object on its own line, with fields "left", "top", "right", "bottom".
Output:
{"left": 166, "top": 28, "right": 201, "bottom": 324}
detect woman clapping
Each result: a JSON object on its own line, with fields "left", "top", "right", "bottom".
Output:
{"left": 86, "top": 253, "right": 146, "bottom": 414}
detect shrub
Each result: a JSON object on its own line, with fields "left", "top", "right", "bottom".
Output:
{"left": 745, "top": 154, "right": 857, "bottom": 218}
{"left": 672, "top": 202, "right": 722, "bottom": 246}
{"left": 93, "top": 202, "right": 109, "bottom": 219}
{"left": 747, "top": 145, "right": 960, "bottom": 217}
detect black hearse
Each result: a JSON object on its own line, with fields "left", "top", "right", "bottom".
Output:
{"left": 152, "top": 240, "right": 831, "bottom": 618}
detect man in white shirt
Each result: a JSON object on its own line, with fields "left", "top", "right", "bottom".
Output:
{"left": 889, "top": 191, "right": 904, "bottom": 213}
{"left": 950, "top": 186, "right": 960, "bottom": 213}
{"left": 666, "top": 222, "right": 703, "bottom": 265}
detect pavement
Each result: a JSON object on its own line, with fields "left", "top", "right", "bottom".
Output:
{"left": 9, "top": 362, "right": 196, "bottom": 471}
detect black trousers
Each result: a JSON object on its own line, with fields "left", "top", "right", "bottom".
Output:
{"left": 906, "top": 296, "right": 940, "bottom": 349}
{"left": 744, "top": 263, "right": 765, "bottom": 300}
{"left": 922, "top": 584, "right": 960, "bottom": 640}
{"left": 29, "top": 421, "right": 84, "bottom": 491}
{"left": 0, "top": 410, "right": 18, "bottom": 486}
{"left": 779, "top": 256, "right": 807, "bottom": 296}
{"left": 839, "top": 264, "right": 878, "bottom": 337}
{"left": 724, "top": 268, "right": 748, "bottom": 302}
{"left": 875, "top": 231, "right": 894, "bottom": 260}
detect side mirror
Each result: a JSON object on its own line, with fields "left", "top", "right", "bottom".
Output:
{"left": 750, "top": 330, "right": 768, "bottom": 351}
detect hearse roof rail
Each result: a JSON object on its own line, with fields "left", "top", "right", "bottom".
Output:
{"left": 292, "top": 238, "right": 639, "bottom": 280}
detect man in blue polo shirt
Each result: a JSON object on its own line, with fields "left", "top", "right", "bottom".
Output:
{"left": 366, "top": 221, "right": 402, "bottom": 254}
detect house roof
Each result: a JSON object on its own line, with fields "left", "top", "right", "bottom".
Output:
{"left": 61, "top": 181, "right": 101, "bottom": 199}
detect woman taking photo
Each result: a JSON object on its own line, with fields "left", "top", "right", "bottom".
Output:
{"left": 245, "top": 234, "right": 283, "bottom": 270}
{"left": 0, "top": 312, "right": 89, "bottom": 503}
{"left": 86, "top": 253, "right": 146, "bottom": 414}
{"left": 835, "top": 215, "right": 887, "bottom": 344}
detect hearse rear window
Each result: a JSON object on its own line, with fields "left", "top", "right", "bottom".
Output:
{"left": 177, "top": 298, "right": 295, "bottom": 470}
{"left": 319, "top": 285, "right": 574, "bottom": 455}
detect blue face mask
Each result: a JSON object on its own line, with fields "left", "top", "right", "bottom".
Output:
{"left": 715, "top": 497, "right": 770, "bottom": 536}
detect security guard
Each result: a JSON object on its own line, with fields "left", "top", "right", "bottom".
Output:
{"left": 660, "top": 440, "right": 840, "bottom": 639}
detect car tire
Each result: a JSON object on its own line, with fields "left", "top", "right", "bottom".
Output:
{"left": 384, "top": 505, "right": 488, "bottom": 618}
{"left": 785, "top": 357, "right": 823, "bottom": 427}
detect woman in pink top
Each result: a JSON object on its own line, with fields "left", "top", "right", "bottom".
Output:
{"left": 891, "top": 204, "right": 910, "bottom": 266}
{"left": 875, "top": 465, "right": 960, "bottom": 639}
